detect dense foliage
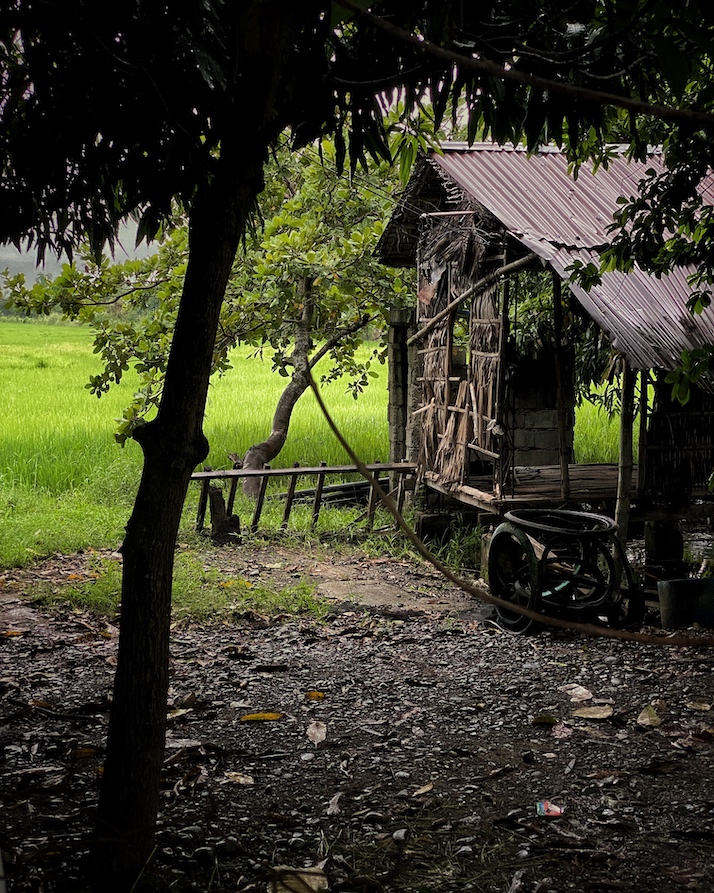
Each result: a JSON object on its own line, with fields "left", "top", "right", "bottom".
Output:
{"left": 3, "top": 139, "right": 416, "bottom": 446}
{"left": 2, "top": 2, "right": 714, "bottom": 889}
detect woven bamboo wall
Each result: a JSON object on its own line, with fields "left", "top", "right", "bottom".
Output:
{"left": 415, "top": 210, "right": 491, "bottom": 488}
{"left": 645, "top": 376, "right": 714, "bottom": 501}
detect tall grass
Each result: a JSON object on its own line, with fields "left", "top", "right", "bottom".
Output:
{"left": 0, "top": 319, "right": 627, "bottom": 568}
{"left": 204, "top": 350, "right": 389, "bottom": 470}
{"left": 573, "top": 400, "right": 623, "bottom": 464}
{"left": 0, "top": 320, "right": 389, "bottom": 566}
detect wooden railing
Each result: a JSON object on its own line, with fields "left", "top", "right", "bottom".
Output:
{"left": 190, "top": 462, "right": 418, "bottom": 534}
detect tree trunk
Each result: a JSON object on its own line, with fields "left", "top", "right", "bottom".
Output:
{"left": 242, "top": 278, "right": 315, "bottom": 495}
{"left": 90, "top": 176, "right": 254, "bottom": 890}
{"left": 242, "top": 282, "right": 370, "bottom": 496}
{"left": 89, "top": 7, "right": 307, "bottom": 887}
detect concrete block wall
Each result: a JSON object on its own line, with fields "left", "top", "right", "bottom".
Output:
{"left": 508, "top": 353, "right": 575, "bottom": 467}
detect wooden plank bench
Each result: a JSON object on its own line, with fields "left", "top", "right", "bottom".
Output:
{"left": 191, "top": 462, "right": 418, "bottom": 534}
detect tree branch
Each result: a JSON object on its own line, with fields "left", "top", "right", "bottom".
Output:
{"left": 308, "top": 313, "right": 373, "bottom": 369}
{"left": 339, "top": 0, "right": 714, "bottom": 130}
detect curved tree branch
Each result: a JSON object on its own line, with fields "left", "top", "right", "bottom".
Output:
{"left": 339, "top": 0, "right": 714, "bottom": 130}
{"left": 308, "top": 312, "right": 373, "bottom": 369}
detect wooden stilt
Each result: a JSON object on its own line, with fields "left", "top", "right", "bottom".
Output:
{"left": 552, "top": 275, "right": 571, "bottom": 500}
{"left": 196, "top": 476, "right": 211, "bottom": 531}
{"left": 366, "top": 463, "right": 382, "bottom": 530}
{"left": 250, "top": 465, "right": 271, "bottom": 533}
{"left": 281, "top": 463, "right": 300, "bottom": 529}
{"left": 226, "top": 478, "right": 239, "bottom": 516}
{"left": 616, "top": 364, "right": 635, "bottom": 548}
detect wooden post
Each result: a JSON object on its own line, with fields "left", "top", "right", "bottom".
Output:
{"left": 366, "top": 462, "right": 382, "bottom": 530}
{"left": 637, "top": 370, "right": 649, "bottom": 497}
{"left": 281, "top": 463, "right": 300, "bottom": 529}
{"left": 226, "top": 477, "right": 239, "bottom": 516}
{"left": 311, "top": 461, "right": 327, "bottom": 529}
{"left": 196, "top": 476, "right": 211, "bottom": 531}
{"left": 388, "top": 308, "right": 414, "bottom": 467}
{"left": 552, "top": 274, "right": 571, "bottom": 500}
{"left": 250, "top": 465, "right": 271, "bottom": 533}
{"left": 495, "top": 263, "right": 511, "bottom": 498}
{"left": 616, "top": 364, "right": 635, "bottom": 549}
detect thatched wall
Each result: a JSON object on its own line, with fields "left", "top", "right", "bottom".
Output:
{"left": 415, "top": 207, "right": 491, "bottom": 487}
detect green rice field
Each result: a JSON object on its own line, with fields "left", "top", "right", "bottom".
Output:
{"left": 0, "top": 319, "right": 391, "bottom": 567}
{"left": 0, "top": 319, "right": 623, "bottom": 568}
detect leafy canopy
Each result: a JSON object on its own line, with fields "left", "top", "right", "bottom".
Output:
{"left": 3, "top": 138, "right": 416, "bottom": 438}
{"left": 4, "top": 1, "right": 714, "bottom": 261}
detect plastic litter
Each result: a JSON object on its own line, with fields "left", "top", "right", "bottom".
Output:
{"left": 536, "top": 800, "right": 563, "bottom": 817}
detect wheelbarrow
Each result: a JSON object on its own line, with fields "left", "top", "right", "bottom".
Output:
{"left": 487, "top": 508, "right": 645, "bottom": 633}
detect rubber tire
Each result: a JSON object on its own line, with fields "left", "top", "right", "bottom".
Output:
{"left": 539, "top": 536, "right": 620, "bottom": 615}
{"left": 488, "top": 522, "right": 541, "bottom": 634}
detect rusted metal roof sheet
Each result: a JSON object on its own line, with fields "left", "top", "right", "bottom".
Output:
{"left": 429, "top": 143, "right": 714, "bottom": 374}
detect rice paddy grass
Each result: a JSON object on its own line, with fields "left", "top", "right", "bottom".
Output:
{"left": 0, "top": 318, "right": 625, "bottom": 570}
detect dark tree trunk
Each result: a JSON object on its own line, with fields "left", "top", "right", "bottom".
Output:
{"left": 89, "top": 7, "right": 308, "bottom": 887}
{"left": 90, "top": 172, "right": 255, "bottom": 889}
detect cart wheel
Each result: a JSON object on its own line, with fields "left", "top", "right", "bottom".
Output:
{"left": 488, "top": 522, "right": 540, "bottom": 633}
{"left": 540, "top": 537, "right": 620, "bottom": 615}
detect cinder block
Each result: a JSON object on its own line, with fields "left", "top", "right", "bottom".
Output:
{"left": 513, "top": 429, "right": 535, "bottom": 450}
{"left": 528, "top": 410, "right": 559, "bottom": 429}
{"left": 533, "top": 429, "right": 561, "bottom": 451}
{"left": 523, "top": 448, "right": 561, "bottom": 466}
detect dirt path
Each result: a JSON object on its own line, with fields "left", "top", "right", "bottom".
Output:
{"left": 2, "top": 545, "right": 714, "bottom": 892}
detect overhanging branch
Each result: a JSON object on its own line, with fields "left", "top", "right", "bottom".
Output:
{"left": 340, "top": 1, "right": 714, "bottom": 131}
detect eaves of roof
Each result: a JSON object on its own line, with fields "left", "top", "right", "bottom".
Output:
{"left": 427, "top": 143, "right": 714, "bottom": 375}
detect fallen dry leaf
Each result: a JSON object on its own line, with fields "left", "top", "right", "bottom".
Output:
{"left": 637, "top": 704, "right": 661, "bottom": 727}
{"left": 572, "top": 705, "right": 613, "bottom": 720}
{"left": 412, "top": 782, "right": 434, "bottom": 796}
{"left": 269, "top": 865, "right": 328, "bottom": 893}
{"left": 685, "top": 700, "right": 712, "bottom": 712}
{"left": 224, "top": 771, "right": 255, "bottom": 785}
{"left": 307, "top": 721, "right": 327, "bottom": 745}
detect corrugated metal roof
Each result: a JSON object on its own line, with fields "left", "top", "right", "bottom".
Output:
{"left": 429, "top": 143, "right": 714, "bottom": 374}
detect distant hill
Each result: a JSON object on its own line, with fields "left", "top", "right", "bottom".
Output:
{"left": 0, "top": 221, "right": 153, "bottom": 281}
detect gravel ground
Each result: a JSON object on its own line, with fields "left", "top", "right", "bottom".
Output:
{"left": 2, "top": 544, "right": 714, "bottom": 892}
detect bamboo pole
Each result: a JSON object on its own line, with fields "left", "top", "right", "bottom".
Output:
{"left": 616, "top": 363, "right": 635, "bottom": 548}
{"left": 552, "top": 275, "right": 571, "bottom": 500}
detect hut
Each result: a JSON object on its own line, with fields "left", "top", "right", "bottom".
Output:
{"left": 378, "top": 143, "right": 714, "bottom": 568}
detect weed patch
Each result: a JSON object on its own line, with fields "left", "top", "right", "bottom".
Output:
{"left": 25, "top": 549, "right": 329, "bottom": 622}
